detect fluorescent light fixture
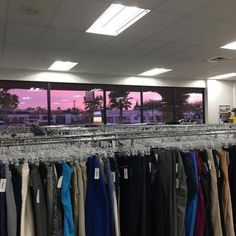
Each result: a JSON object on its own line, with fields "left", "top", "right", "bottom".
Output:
{"left": 86, "top": 4, "right": 150, "bottom": 36}
{"left": 208, "top": 73, "right": 236, "bottom": 80}
{"left": 221, "top": 41, "right": 236, "bottom": 50}
{"left": 139, "top": 68, "right": 172, "bottom": 76}
{"left": 48, "top": 61, "right": 78, "bottom": 71}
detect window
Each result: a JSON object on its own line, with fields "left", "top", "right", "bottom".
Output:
{"left": 175, "top": 88, "right": 204, "bottom": 124}
{"left": 0, "top": 82, "right": 48, "bottom": 127}
{"left": 50, "top": 84, "right": 104, "bottom": 125}
{"left": 142, "top": 87, "right": 174, "bottom": 124}
{"left": 106, "top": 86, "right": 141, "bottom": 124}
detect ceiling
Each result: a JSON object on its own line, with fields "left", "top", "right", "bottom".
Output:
{"left": 1, "top": 0, "right": 236, "bottom": 80}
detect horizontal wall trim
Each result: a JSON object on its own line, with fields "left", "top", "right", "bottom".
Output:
{"left": 0, "top": 68, "right": 206, "bottom": 88}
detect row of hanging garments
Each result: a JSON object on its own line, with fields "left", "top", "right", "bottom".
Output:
{"left": 0, "top": 146, "right": 236, "bottom": 236}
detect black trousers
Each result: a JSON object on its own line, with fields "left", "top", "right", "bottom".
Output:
{"left": 30, "top": 166, "right": 48, "bottom": 236}
{"left": 150, "top": 150, "right": 177, "bottom": 236}
{"left": 0, "top": 164, "right": 7, "bottom": 236}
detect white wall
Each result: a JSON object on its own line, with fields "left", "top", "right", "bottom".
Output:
{"left": 0, "top": 68, "right": 206, "bottom": 88}
{"left": 206, "top": 80, "right": 236, "bottom": 124}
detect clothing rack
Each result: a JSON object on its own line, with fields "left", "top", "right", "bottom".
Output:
{"left": 0, "top": 124, "right": 235, "bottom": 148}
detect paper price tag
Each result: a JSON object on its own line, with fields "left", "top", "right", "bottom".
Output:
{"left": 208, "top": 160, "right": 212, "bottom": 170}
{"left": 94, "top": 168, "right": 100, "bottom": 180}
{"left": 176, "top": 179, "right": 180, "bottom": 189}
{"left": 111, "top": 172, "right": 116, "bottom": 183}
{"left": 176, "top": 163, "right": 179, "bottom": 174}
{"left": 155, "top": 154, "right": 159, "bottom": 161}
{"left": 149, "top": 162, "right": 152, "bottom": 173}
{"left": 124, "top": 168, "right": 128, "bottom": 179}
{"left": 57, "top": 176, "right": 63, "bottom": 189}
{"left": 0, "top": 179, "right": 6, "bottom": 192}
{"left": 36, "top": 189, "right": 40, "bottom": 204}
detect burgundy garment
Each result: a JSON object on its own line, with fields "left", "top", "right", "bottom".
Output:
{"left": 194, "top": 152, "right": 205, "bottom": 236}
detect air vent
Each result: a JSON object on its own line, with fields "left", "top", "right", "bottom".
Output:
{"left": 208, "top": 56, "right": 232, "bottom": 63}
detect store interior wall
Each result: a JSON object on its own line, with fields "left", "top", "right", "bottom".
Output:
{"left": 1, "top": 68, "right": 236, "bottom": 124}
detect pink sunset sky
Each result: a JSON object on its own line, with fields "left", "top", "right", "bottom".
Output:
{"left": 8, "top": 89, "right": 202, "bottom": 110}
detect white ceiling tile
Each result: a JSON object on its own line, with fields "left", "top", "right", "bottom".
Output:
{"left": 178, "top": 23, "right": 236, "bottom": 46}
{"left": 50, "top": 0, "right": 109, "bottom": 31}
{"left": 39, "top": 28, "right": 81, "bottom": 49}
{"left": 97, "top": 38, "right": 141, "bottom": 54}
{"left": 108, "top": 0, "right": 163, "bottom": 9}
{"left": 155, "top": 0, "right": 211, "bottom": 15}
{"left": 0, "top": 57, "right": 30, "bottom": 69}
{"left": 83, "top": 53, "right": 114, "bottom": 65}
{"left": 120, "top": 11, "right": 183, "bottom": 39}
{"left": 152, "top": 16, "right": 215, "bottom": 42}
{"left": 7, "top": 0, "right": 60, "bottom": 26}
{"left": 4, "top": 44, "right": 35, "bottom": 59}
{"left": 6, "top": 23, "right": 45, "bottom": 45}
{"left": 71, "top": 33, "right": 111, "bottom": 52}
{"left": 124, "top": 40, "right": 166, "bottom": 56}
{"left": 222, "top": 14, "right": 236, "bottom": 25}
{"left": 192, "top": 0, "right": 236, "bottom": 21}
{"left": 0, "top": 0, "right": 7, "bottom": 22}
{"left": 146, "top": 43, "right": 191, "bottom": 59}
{"left": 0, "top": 22, "right": 5, "bottom": 43}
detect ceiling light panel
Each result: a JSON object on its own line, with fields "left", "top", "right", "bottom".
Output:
{"left": 86, "top": 4, "right": 150, "bottom": 36}
{"left": 48, "top": 61, "right": 78, "bottom": 71}
{"left": 139, "top": 68, "right": 172, "bottom": 76}
{"left": 208, "top": 73, "right": 236, "bottom": 80}
{"left": 221, "top": 41, "right": 236, "bottom": 50}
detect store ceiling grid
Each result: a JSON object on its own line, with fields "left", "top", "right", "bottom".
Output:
{"left": 0, "top": 0, "right": 236, "bottom": 80}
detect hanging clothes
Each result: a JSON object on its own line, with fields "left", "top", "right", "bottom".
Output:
{"left": 86, "top": 156, "right": 110, "bottom": 236}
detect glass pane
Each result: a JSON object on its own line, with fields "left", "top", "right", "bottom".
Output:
{"left": 142, "top": 88, "right": 174, "bottom": 124}
{"left": 0, "top": 87, "right": 47, "bottom": 127}
{"left": 51, "top": 88, "right": 104, "bottom": 125}
{"left": 175, "top": 88, "right": 204, "bottom": 124}
{"left": 106, "top": 87, "right": 141, "bottom": 124}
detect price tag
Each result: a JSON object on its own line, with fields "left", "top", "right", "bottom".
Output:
{"left": 176, "top": 179, "right": 180, "bottom": 189}
{"left": 208, "top": 160, "right": 212, "bottom": 170}
{"left": 57, "top": 176, "right": 63, "bottom": 189}
{"left": 36, "top": 189, "right": 40, "bottom": 204}
{"left": 124, "top": 168, "right": 128, "bottom": 179}
{"left": 176, "top": 163, "right": 179, "bottom": 174}
{"left": 94, "top": 168, "right": 100, "bottom": 180}
{"left": 0, "top": 179, "right": 6, "bottom": 192}
{"left": 155, "top": 154, "right": 159, "bottom": 161}
{"left": 149, "top": 162, "right": 152, "bottom": 173}
{"left": 111, "top": 172, "right": 116, "bottom": 183}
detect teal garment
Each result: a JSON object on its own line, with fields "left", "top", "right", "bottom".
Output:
{"left": 61, "top": 162, "right": 75, "bottom": 236}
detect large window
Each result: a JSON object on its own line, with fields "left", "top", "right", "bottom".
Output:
{"left": 0, "top": 82, "right": 48, "bottom": 127}
{"left": 0, "top": 81, "right": 205, "bottom": 126}
{"left": 50, "top": 84, "right": 104, "bottom": 125}
{"left": 106, "top": 86, "right": 141, "bottom": 124}
{"left": 142, "top": 87, "right": 174, "bottom": 124}
{"left": 175, "top": 88, "right": 204, "bottom": 124}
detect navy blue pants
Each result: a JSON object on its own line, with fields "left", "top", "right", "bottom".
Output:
{"left": 86, "top": 156, "right": 110, "bottom": 236}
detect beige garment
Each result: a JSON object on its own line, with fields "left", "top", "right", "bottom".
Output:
{"left": 80, "top": 162, "right": 87, "bottom": 201}
{"left": 215, "top": 150, "right": 235, "bottom": 236}
{"left": 72, "top": 166, "right": 79, "bottom": 236}
{"left": 76, "top": 162, "right": 86, "bottom": 236}
{"left": 207, "top": 149, "right": 223, "bottom": 236}
{"left": 20, "top": 163, "right": 35, "bottom": 236}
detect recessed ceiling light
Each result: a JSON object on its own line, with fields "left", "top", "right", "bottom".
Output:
{"left": 221, "top": 41, "right": 236, "bottom": 50}
{"left": 48, "top": 61, "right": 78, "bottom": 71}
{"left": 86, "top": 4, "right": 150, "bottom": 36}
{"left": 139, "top": 68, "right": 172, "bottom": 76}
{"left": 208, "top": 73, "right": 236, "bottom": 80}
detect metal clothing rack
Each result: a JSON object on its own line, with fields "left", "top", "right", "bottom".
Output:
{"left": 0, "top": 124, "right": 235, "bottom": 148}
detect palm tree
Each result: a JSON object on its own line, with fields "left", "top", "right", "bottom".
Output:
{"left": 108, "top": 90, "right": 132, "bottom": 123}
{"left": 0, "top": 89, "right": 19, "bottom": 122}
{"left": 84, "top": 95, "right": 103, "bottom": 111}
